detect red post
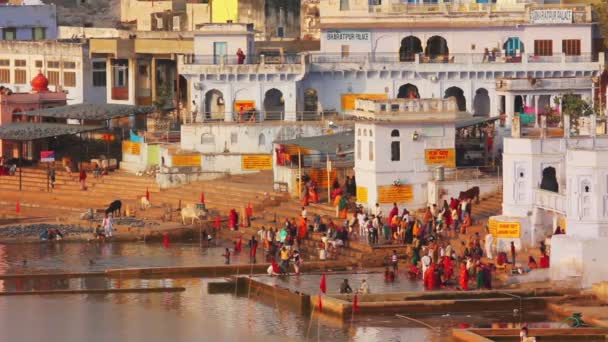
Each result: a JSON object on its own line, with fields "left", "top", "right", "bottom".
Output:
{"left": 146, "top": 188, "right": 150, "bottom": 201}
{"left": 163, "top": 233, "right": 169, "bottom": 248}
{"left": 15, "top": 201, "right": 20, "bottom": 214}
{"left": 201, "top": 192, "right": 205, "bottom": 204}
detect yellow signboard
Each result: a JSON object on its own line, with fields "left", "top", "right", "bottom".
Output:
{"left": 356, "top": 186, "right": 368, "bottom": 204}
{"left": 172, "top": 155, "right": 201, "bottom": 167}
{"left": 242, "top": 155, "right": 273, "bottom": 170}
{"left": 341, "top": 93, "right": 388, "bottom": 111}
{"left": 122, "top": 141, "right": 141, "bottom": 155}
{"left": 377, "top": 185, "right": 413, "bottom": 204}
{"left": 496, "top": 222, "right": 521, "bottom": 238}
{"left": 488, "top": 218, "right": 498, "bottom": 236}
{"left": 425, "top": 149, "right": 456, "bottom": 168}
{"left": 234, "top": 100, "right": 255, "bottom": 112}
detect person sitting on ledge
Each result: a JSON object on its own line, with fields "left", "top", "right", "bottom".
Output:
{"left": 528, "top": 256, "right": 538, "bottom": 269}
{"left": 339, "top": 279, "right": 353, "bottom": 294}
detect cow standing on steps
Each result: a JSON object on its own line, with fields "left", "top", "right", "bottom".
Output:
{"left": 181, "top": 206, "right": 207, "bottom": 225}
{"left": 459, "top": 186, "right": 480, "bottom": 204}
{"left": 106, "top": 200, "right": 122, "bottom": 217}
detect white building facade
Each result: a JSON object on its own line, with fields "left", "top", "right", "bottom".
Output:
{"left": 180, "top": 1, "right": 603, "bottom": 127}
{"left": 495, "top": 119, "right": 608, "bottom": 287}
{"left": 352, "top": 97, "right": 466, "bottom": 212}
{"left": 0, "top": 40, "right": 107, "bottom": 105}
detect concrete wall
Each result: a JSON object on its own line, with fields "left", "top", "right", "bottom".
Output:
{"left": 193, "top": 32, "right": 253, "bottom": 60}
{"left": 550, "top": 235, "right": 608, "bottom": 288}
{"left": 0, "top": 4, "right": 58, "bottom": 40}
{"left": 180, "top": 122, "right": 333, "bottom": 154}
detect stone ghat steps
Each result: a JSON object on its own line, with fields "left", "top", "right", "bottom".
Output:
{"left": 261, "top": 200, "right": 338, "bottom": 223}
{"left": 0, "top": 176, "right": 156, "bottom": 199}
{"left": 20, "top": 167, "right": 161, "bottom": 189}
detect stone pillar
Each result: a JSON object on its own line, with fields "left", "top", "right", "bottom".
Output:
{"left": 151, "top": 57, "right": 157, "bottom": 101}
{"left": 128, "top": 57, "right": 137, "bottom": 105}
{"left": 534, "top": 95, "right": 539, "bottom": 128}
{"left": 505, "top": 94, "right": 515, "bottom": 128}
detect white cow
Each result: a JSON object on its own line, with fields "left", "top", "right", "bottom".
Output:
{"left": 181, "top": 207, "right": 206, "bottom": 225}
{"left": 140, "top": 197, "right": 151, "bottom": 210}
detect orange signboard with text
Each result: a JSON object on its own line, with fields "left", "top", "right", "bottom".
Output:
{"left": 488, "top": 218, "right": 521, "bottom": 238}
{"left": 122, "top": 141, "right": 141, "bottom": 155}
{"left": 242, "top": 155, "right": 273, "bottom": 170}
{"left": 341, "top": 93, "right": 387, "bottom": 111}
{"left": 377, "top": 185, "right": 413, "bottom": 204}
{"left": 172, "top": 155, "right": 201, "bottom": 167}
{"left": 234, "top": 100, "right": 255, "bottom": 112}
{"left": 425, "top": 149, "right": 456, "bottom": 168}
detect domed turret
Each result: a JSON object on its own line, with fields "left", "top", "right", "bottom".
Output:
{"left": 31, "top": 71, "right": 49, "bottom": 93}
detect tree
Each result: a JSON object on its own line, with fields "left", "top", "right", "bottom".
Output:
{"left": 593, "top": 1, "right": 608, "bottom": 48}
{"left": 153, "top": 83, "right": 173, "bottom": 112}
{"left": 555, "top": 94, "right": 595, "bottom": 134}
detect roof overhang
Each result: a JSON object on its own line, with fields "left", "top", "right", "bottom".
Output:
{"left": 23, "top": 103, "right": 155, "bottom": 121}
{"left": 0, "top": 123, "right": 102, "bottom": 141}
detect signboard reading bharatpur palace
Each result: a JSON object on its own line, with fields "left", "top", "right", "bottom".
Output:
{"left": 530, "top": 9, "right": 573, "bottom": 24}
{"left": 326, "top": 30, "right": 371, "bottom": 42}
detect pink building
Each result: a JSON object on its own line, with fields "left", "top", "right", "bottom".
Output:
{"left": 0, "top": 71, "right": 67, "bottom": 158}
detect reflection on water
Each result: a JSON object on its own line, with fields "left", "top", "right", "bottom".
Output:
{"left": 0, "top": 277, "right": 183, "bottom": 293}
{"left": 253, "top": 273, "right": 424, "bottom": 294}
{"left": 0, "top": 242, "right": 559, "bottom": 342}
{"left": 0, "top": 242, "right": 252, "bottom": 274}
{"left": 0, "top": 278, "right": 554, "bottom": 342}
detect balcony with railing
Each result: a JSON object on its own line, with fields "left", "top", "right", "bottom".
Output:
{"left": 179, "top": 54, "right": 306, "bottom": 75}
{"left": 534, "top": 188, "right": 566, "bottom": 215}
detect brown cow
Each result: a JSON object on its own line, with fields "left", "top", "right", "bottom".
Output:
{"left": 459, "top": 186, "right": 480, "bottom": 204}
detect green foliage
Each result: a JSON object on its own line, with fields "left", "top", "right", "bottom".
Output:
{"left": 593, "top": 2, "right": 608, "bottom": 47}
{"left": 153, "top": 83, "right": 173, "bottom": 111}
{"left": 559, "top": 94, "right": 594, "bottom": 119}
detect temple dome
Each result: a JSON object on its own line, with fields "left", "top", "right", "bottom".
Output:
{"left": 31, "top": 71, "right": 49, "bottom": 92}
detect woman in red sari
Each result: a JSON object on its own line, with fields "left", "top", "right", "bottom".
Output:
{"left": 424, "top": 264, "right": 437, "bottom": 290}
{"left": 459, "top": 262, "right": 469, "bottom": 290}
{"left": 309, "top": 181, "right": 319, "bottom": 204}
{"left": 442, "top": 255, "right": 454, "bottom": 281}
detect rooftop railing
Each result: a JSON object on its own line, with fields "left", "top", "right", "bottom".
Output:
{"left": 182, "top": 53, "right": 302, "bottom": 66}
{"left": 309, "top": 52, "right": 602, "bottom": 66}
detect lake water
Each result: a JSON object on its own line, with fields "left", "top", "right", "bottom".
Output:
{"left": 0, "top": 242, "right": 554, "bottom": 341}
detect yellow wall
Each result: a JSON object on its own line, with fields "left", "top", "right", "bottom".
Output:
{"left": 212, "top": 0, "right": 239, "bottom": 23}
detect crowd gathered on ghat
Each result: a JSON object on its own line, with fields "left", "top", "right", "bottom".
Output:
{"left": 210, "top": 175, "right": 553, "bottom": 292}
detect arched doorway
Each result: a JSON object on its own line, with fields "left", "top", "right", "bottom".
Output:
{"left": 473, "top": 88, "right": 490, "bottom": 117}
{"left": 264, "top": 88, "right": 284, "bottom": 119}
{"left": 397, "top": 83, "right": 420, "bottom": 99}
{"left": 204, "top": 89, "right": 225, "bottom": 120}
{"left": 444, "top": 87, "right": 466, "bottom": 111}
{"left": 503, "top": 37, "right": 524, "bottom": 57}
{"left": 304, "top": 88, "right": 318, "bottom": 113}
{"left": 540, "top": 166, "right": 559, "bottom": 193}
{"left": 399, "top": 36, "right": 422, "bottom": 62}
{"left": 425, "top": 36, "right": 449, "bottom": 59}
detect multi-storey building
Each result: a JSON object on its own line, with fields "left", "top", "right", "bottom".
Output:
{"left": 0, "top": 1, "right": 57, "bottom": 41}
{"left": 180, "top": 0, "right": 604, "bottom": 128}
{"left": 0, "top": 40, "right": 107, "bottom": 105}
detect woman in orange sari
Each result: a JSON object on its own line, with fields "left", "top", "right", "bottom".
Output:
{"left": 298, "top": 216, "right": 307, "bottom": 240}
{"left": 338, "top": 196, "right": 348, "bottom": 219}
